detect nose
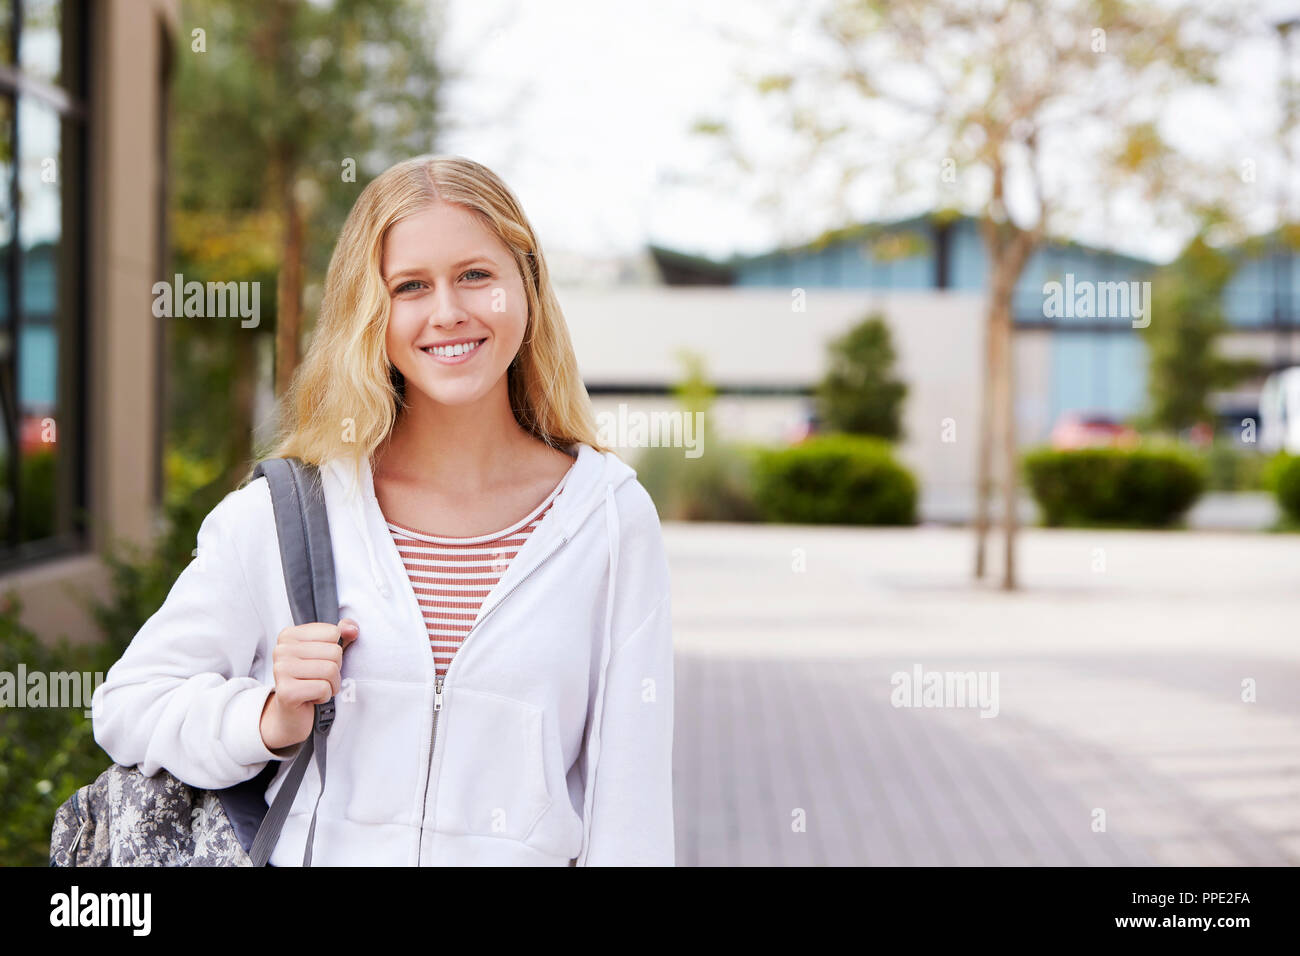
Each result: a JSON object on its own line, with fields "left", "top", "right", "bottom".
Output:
{"left": 427, "top": 280, "right": 470, "bottom": 329}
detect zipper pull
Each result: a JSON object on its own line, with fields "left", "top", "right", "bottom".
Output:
{"left": 434, "top": 674, "right": 444, "bottom": 711}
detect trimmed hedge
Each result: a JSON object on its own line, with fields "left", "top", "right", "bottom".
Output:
{"left": 1265, "top": 453, "right": 1300, "bottom": 524}
{"left": 752, "top": 434, "right": 917, "bottom": 526}
{"left": 1022, "top": 446, "right": 1206, "bottom": 528}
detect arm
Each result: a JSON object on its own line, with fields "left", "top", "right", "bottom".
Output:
{"left": 576, "top": 592, "right": 675, "bottom": 866}
{"left": 91, "top": 487, "right": 301, "bottom": 790}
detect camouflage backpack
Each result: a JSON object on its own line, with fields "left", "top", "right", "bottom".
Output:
{"left": 50, "top": 458, "right": 341, "bottom": 867}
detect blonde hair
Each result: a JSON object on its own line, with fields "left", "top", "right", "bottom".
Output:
{"left": 252, "top": 154, "right": 608, "bottom": 486}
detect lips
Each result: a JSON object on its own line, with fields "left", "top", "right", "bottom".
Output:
{"left": 421, "top": 337, "right": 487, "bottom": 364}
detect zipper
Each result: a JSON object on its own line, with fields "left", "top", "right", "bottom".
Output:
{"left": 413, "top": 672, "right": 445, "bottom": 866}
{"left": 413, "top": 531, "right": 572, "bottom": 865}
{"left": 68, "top": 789, "right": 86, "bottom": 864}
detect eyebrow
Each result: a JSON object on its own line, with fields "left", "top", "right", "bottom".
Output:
{"left": 383, "top": 256, "right": 496, "bottom": 284}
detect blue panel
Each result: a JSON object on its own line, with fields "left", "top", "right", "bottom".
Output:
{"left": 21, "top": 245, "right": 57, "bottom": 316}
{"left": 1223, "top": 253, "right": 1300, "bottom": 327}
{"left": 733, "top": 226, "right": 935, "bottom": 289}
{"left": 1049, "top": 331, "right": 1148, "bottom": 427}
{"left": 1223, "top": 257, "right": 1266, "bottom": 327}
{"left": 20, "top": 323, "right": 57, "bottom": 407}
{"left": 949, "top": 219, "right": 986, "bottom": 290}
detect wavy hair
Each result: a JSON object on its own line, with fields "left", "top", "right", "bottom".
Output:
{"left": 252, "top": 154, "right": 608, "bottom": 487}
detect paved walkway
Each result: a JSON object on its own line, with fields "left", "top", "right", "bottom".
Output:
{"left": 918, "top": 488, "right": 1280, "bottom": 531}
{"left": 665, "top": 523, "right": 1300, "bottom": 866}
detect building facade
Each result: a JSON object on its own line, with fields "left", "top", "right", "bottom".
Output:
{"left": 646, "top": 214, "right": 1300, "bottom": 441}
{"left": 1, "top": 0, "right": 178, "bottom": 643}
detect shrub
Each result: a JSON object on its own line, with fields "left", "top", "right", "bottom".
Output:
{"left": 1022, "top": 446, "right": 1206, "bottom": 528}
{"left": 815, "top": 314, "right": 908, "bottom": 440}
{"left": 1199, "top": 441, "right": 1274, "bottom": 492}
{"left": 1265, "top": 453, "right": 1300, "bottom": 525}
{"left": 0, "top": 450, "right": 226, "bottom": 866}
{"left": 634, "top": 440, "right": 762, "bottom": 522}
{"left": 752, "top": 434, "right": 917, "bottom": 526}
{"left": 0, "top": 596, "right": 112, "bottom": 866}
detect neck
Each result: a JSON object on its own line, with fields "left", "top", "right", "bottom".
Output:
{"left": 375, "top": 376, "right": 536, "bottom": 491}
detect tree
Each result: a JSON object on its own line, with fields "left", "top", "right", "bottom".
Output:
{"left": 170, "top": 0, "right": 445, "bottom": 489}
{"left": 816, "top": 314, "right": 907, "bottom": 439}
{"left": 1142, "top": 233, "right": 1263, "bottom": 433}
{"left": 693, "top": 0, "right": 1239, "bottom": 589}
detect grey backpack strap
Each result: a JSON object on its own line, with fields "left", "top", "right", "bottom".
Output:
{"left": 246, "top": 457, "right": 340, "bottom": 867}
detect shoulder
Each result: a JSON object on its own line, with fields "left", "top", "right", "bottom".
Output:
{"left": 198, "top": 474, "right": 276, "bottom": 556}
{"left": 612, "top": 474, "right": 662, "bottom": 533}
{"left": 609, "top": 471, "right": 670, "bottom": 580}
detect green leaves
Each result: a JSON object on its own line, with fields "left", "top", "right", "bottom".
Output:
{"left": 1022, "top": 446, "right": 1206, "bottom": 528}
{"left": 816, "top": 313, "right": 908, "bottom": 440}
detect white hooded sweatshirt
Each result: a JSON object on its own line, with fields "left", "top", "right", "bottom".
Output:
{"left": 91, "top": 442, "right": 675, "bottom": 866}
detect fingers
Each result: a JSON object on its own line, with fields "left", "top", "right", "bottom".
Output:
{"left": 276, "top": 620, "right": 361, "bottom": 648}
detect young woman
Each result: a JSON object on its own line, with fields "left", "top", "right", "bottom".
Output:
{"left": 91, "top": 155, "right": 675, "bottom": 866}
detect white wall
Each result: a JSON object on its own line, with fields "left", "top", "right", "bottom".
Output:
{"left": 557, "top": 286, "right": 989, "bottom": 493}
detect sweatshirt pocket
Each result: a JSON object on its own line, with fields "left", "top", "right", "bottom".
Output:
{"left": 330, "top": 679, "right": 426, "bottom": 825}
{"left": 432, "top": 687, "right": 552, "bottom": 842}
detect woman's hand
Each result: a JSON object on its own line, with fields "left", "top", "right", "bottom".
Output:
{"left": 259, "top": 619, "right": 359, "bottom": 753}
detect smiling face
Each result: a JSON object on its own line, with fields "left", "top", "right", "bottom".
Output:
{"left": 381, "top": 200, "right": 528, "bottom": 411}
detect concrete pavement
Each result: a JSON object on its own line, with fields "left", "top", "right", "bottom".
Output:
{"left": 664, "top": 522, "right": 1300, "bottom": 866}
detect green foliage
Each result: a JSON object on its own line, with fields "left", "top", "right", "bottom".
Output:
{"left": 1265, "top": 454, "right": 1300, "bottom": 525}
{"left": 19, "top": 447, "right": 57, "bottom": 541}
{"left": 1198, "top": 440, "right": 1275, "bottom": 493}
{"left": 0, "top": 450, "right": 227, "bottom": 865}
{"left": 1140, "top": 236, "right": 1262, "bottom": 432}
{"left": 633, "top": 351, "right": 762, "bottom": 522}
{"left": 0, "top": 598, "right": 108, "bottom": 866}
{"left": 0, "top": 447, "right": 60, "bottom": 542}
{"left": 815, "top": 314, "right": 908, "bottom": 440}
{"left": 1022, "top": 446, "right": 1206, "bottom": 528}
{"left": 752, "top": 434, "right": 917, "bottom": 526}
{"left": 168, "top": 0, "right": 445, "bottom": 479}
{"left": 634, "top": 442, "right": 762, "bottom": 522}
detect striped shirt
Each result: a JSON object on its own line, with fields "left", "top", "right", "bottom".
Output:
{"left": 384, "top": 468, "right": 573, "bottom": 675}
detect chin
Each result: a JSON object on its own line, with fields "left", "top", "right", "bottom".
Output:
{"left": 414, "top": 377, "right": 497, "bottom": 407}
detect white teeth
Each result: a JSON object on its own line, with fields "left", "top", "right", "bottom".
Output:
{"left": 426, "top": 339, "right": 482, "bottom": 358}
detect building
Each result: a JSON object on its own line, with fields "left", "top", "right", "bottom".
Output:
{"left": 1, "top": 0, "right": 178, "bottom": 643}
{"left": 556, "top": 214, "right": 1300, "bottom": 516}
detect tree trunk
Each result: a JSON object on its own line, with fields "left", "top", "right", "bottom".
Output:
{"left": 973, "top": 300, "right": 995, "bottom": 578}
{"left": 988, "top": 266, "right": 1019, "bottom": 591}
{"left": 994, "top": 293, "right": 1017, "bottom": 590}
{"left": 223, "top": 328, "right": 257, "bottom": 491}
{"left": 275, "top": 168, "right": 303, "bottom": 398}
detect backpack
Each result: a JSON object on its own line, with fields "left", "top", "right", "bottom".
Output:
{"left": 50, "top": 457, "right": 341, "bottom": 867}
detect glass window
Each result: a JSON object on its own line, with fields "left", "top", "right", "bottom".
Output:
{"left": 0, "top": 0, "right": 86, "bottom": 566}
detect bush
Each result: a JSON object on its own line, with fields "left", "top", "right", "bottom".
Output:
{"left": 0, "top": 450, "right": 226, "bottom": 866}
{"left": 752, "top": 435, "right": 917, "bottom": 526}
{"left": 1199, "top": 441, "right": 1274, "bottom": 492}
{"left": 634, "top": 440, "right": 762, "bottom": 522}
{"left": 1022, "top": 446, "right": 1206, "bottom": 528}
{"left": 1265, "top": 453, "right": 1300, "bottom": 525}
{"left": 815, "top": 314, "right": 908, "bottom": 440}
{"left": 0, "top": 596, "right": 114, "bottom": 866}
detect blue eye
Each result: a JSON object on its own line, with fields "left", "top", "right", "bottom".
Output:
{"left": 463, "top": 269, "right": 490, "bottom": 280}
{"left": 395, "top": 280, "right": 425, "bottom": 293}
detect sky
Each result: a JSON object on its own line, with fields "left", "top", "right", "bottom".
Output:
{"left": 435, "top": 0, "right": 1300, "bottom": 268}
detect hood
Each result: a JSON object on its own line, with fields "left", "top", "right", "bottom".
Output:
{"left": 320, "top": 441, "right": 638, "bottom": 612}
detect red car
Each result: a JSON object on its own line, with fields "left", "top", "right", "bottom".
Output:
{"left": 1049, "top": 412, "right": 1139, "bottom": 450}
